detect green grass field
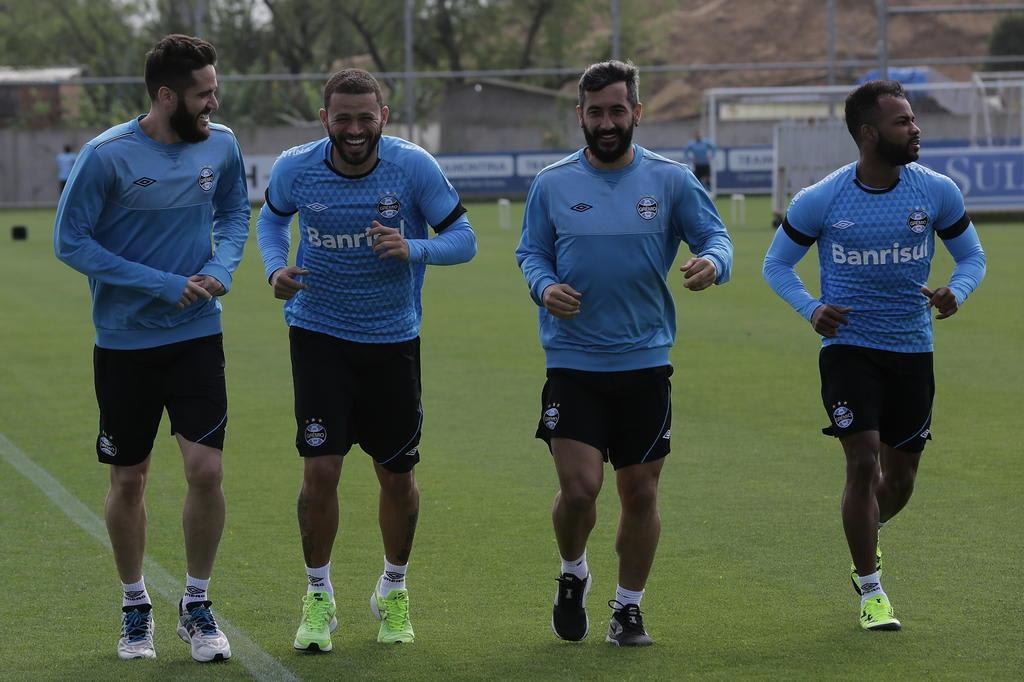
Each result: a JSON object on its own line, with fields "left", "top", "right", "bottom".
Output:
{"left": 1, "top": 197, "right": 1021, "bottom": 680}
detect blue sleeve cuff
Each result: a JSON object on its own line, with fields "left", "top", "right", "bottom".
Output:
{"left": 531, "top": 276, "right": 559, "bottom": 307}
{"left": 198, "top": 263, "right": 232, "bottom": 293}
{"left": 159, "top": 273, "right": 188, "bottom": 304}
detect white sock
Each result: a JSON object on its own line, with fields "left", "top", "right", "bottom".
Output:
{"left": 560, "top": 550, "right": 589, "bottom": 580}
{"left": 183, "top": 574, "right": 210, "bottom": 607}
{"left": 306, "top": 562, "right": 333, "bottom": 597}
{"left": 379, "top": 557, "right": 407, "bottom": 597}
{"left": 122, "top": 578, "right": 151, "bottom": 609}
{"left": 615, "top": 585, "right": 644, "bottom": 608}
{"left": 858, "top": 571, "right": 884, "bottom": 601}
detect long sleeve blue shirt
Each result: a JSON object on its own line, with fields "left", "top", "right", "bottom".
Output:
{"left": 54, "top": 116, "right": 250, "bottom": 349}
{"left": 516, "top": 145, "right": 734, "bottom": 371}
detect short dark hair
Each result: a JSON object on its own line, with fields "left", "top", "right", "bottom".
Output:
{"left": 144, "top": 34, "right": 217, "bottom": 100}
{"left": 845, "top": 80, "right": 907, "bottom": 142}
{"left": 578, "top": 60, "right": 639, "bottom": 108}
{"left": 323, "top": 69, "right": 383, "bottom": 110}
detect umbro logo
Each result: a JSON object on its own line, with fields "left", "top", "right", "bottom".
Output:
{"left": 306, "top": 202, "right": 329, "bottom": 212}
{"left": 124, "top": 590, "right": 145, "bottom": 600}
{"left": 186, "top": 586, "right": 206, "bottom": 596}
{"left": 832, "top": 219, "right": 855, "bottom": 230}
{"left": 571, "top": 203, "right": 592, "bottom": 212}
{"left": 133, "top": 177, "right": 156, "bottom": 187}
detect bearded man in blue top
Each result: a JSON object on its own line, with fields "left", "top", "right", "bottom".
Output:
{"left": 54, "top": 34, "right": 248, "bottom": 663}
{"left": 763, "top": 80, "right": 985, "bottom": 632}
{"left": 516, "top": 59, "right": 733, "bottom": 647}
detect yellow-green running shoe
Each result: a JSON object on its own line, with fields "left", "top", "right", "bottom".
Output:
{"left": 294, "top": 591, "right": 338, "bottom": 652}
{"left": 370, "top": 582, "right": 414, "bottom": 644}
{"left": 860, "top": 594, "right": 901, "bottom": 631}
{"left": 850, "top": 546, "right": 883, "bottom": 595}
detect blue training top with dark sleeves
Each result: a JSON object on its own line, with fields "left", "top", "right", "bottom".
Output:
{"left": 54, "top": 115, "right": 251, "bottom": 350}
{"left": 515, "top": 144, "right": 734, "bottom": 372}
{"left": 255, "top": 135, "right": 476, "bottom": 344}
{"left": 762, "top": 161, "right": 986, "bottom": 353}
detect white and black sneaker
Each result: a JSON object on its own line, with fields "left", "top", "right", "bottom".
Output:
{"left": 118, "top": 604, "right": 156, "bottom": 660}
{"left": 177, "top": 599, "right": 231, "bottom": 662}
{"left": 551, "top": 573, "right": 592, "bottom": 641}
{"left": 605, "top": 600, "right": 653, "bottom": 647}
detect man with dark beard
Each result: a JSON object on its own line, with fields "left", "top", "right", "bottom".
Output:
{"left": 516, "top": 60, "right": 733, "bottom": 646}
{"left": 762, "top": 80, "right": 986, "bottom": 631}
{"left": 256, "top": 69, "right": 476, "bottom": 651}
{"left": 54, "top": 34, "right": 249, "bottom": 662}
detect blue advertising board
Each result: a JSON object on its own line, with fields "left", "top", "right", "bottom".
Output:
{"left": 247, "top": 144, "right": 1023, "bottom": 212}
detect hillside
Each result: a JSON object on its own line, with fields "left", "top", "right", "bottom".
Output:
{"left": 621, "top": 0, "right": 1004, "bottom": 120}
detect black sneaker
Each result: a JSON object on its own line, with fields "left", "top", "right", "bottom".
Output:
{"left": 551, "top": 573, "right": 592, "bottom": 641}
{"left": 605, "top": 600, "right": 653, "bottom": 646}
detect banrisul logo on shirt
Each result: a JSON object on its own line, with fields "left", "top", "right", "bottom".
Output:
{"left": 636, "top": 196, "right": 658, "bottom": 220}
{"left": 907, "top": 209, "right": 929, "bottom": 234}
{"left": 198, "top": 166, "right": 215, "bottom": 191}
{"left": 377, "top": 194, "right": 401, "bottom": 219}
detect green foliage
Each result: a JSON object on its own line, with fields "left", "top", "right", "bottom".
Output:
{"left": 0, "top": 0, "right": 639, "bottom": 127}
{"left": 988, "top": 13, "right": 1024, "bottom": 71}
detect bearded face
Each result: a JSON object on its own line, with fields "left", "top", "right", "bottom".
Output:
{"left": 582, "top": 115, "right": 636, "bottom": 164}
{"left": 874, "top": 126, "right": 919, "bottom": 166}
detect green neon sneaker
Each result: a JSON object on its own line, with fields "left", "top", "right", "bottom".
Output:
{"left": 850, "top": 546, "right": 883, "bottom": 595}
{"left": 860, "top": 594, "right": 901, "bottom": 631}
{"left": 370, "top": 581, "right": 414, "bottom": 644}
{"left": 293, "top": 591, "right": 338, "bottom": 652}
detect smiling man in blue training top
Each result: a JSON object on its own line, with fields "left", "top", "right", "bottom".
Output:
{"left": 516, "top": 59, "right": 733, "bottom": 647}
{"left": 763, "top": 80, "right": 985, "bottom": 632}
{"left": 257, "top": 68, "right": 476, "bottom": 652}
{"left": 54, "top": 34, "right": 249, "bottom": 663}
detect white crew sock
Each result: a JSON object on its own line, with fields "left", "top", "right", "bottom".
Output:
{"left": 614, "top": 585, "right": 644, "bottom": 608}
{"left": 379, "top": 557, "right": 407, "bottom": 597}
{"left": 560, "top": 550, "right": 589, "bottom": 580}
{"left": 858, "top": 571, "right": 885, "bottom": 602}
{"left": 122, "top": 578, "right": 151, "bottom": 609}
{"left": 306, "top": 561, "right": 333, "bottom": 597}
{"left": 183, "top": 574, "right": 210, "bottom": 607}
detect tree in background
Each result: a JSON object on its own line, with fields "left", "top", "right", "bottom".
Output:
{"left": 988, "top": 12, "right": 1024, "bottom": 71}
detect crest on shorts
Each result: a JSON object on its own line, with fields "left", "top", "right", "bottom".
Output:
{"left": 304, "top": 418, "right": 327, "bottom": 447}
{"left": 636, "top": 196, "right": 658, "bottom": 220}
{"left": 377, "top": 194, "right": 401, "bottom": 219}
{"left": 543, "top": 403, "right": 560, "bottom": 430}
{"left": 907, "top": 209, "right": 929, "bottom": 234}
{"left": 98, "top": 433, "right": 117, "bottom": 457}
{"left": 198, "top": 166, "right": 215, "bottom": 191}
{"left": 832, "top": 402, "right": 854, "bottom": 429}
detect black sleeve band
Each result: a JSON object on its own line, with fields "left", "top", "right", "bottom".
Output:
{"left": 432, "top": 202, "right": 467, "bottom": 234}
{"left": 782, "top": 217, "right": 816, "bottom": 247}
{"left": 264, "top": 188, "right": 296, "bottom": 217}
{"left": 936, "top": 211, "right": 971, "bottom": 241}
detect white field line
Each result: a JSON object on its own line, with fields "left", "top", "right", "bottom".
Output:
{"left": 0, "top": 431, "right": 300, "bottom": 681}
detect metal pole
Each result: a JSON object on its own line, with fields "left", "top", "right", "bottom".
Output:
{"left": 827, "top": 0, "right": 836, "bottom": 116}
{"left": 877, "top": 0, "right": 889, "bottom": 80}
{"left": 889, "top": 3, "right": 1024, "bottom": 14}
{"left": 611, "top": 0, "right": 621, "bottom": 60}
{"left": 404, "top": 0, "right": 415, "bottom": 144}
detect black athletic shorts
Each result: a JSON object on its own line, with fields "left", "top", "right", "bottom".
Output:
{"left": 819, "top": 344, "right": 934, "bottom": 453}
{"left": 93, "top": 334, "right": 227, "bottom": 466}
{"left": 694, "top": 163, "right": 711, "bottom": 187}
{"left": 535, "top": 366, "right": 673, "bottom": 470}
{"left": 289, "top": 326, "right": 422, "bottom": 473}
